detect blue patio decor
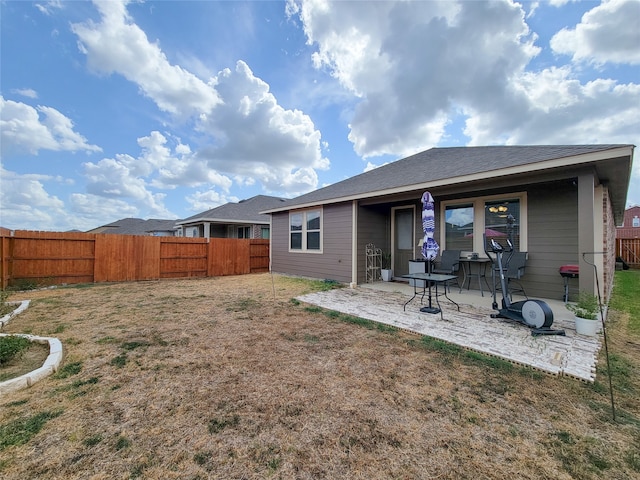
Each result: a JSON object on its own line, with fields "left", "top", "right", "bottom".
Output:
{"left": 421, "top": 191, "right": 439, "bottom": 266}
{"left": 419, "top": 191, "right": 443, "bottom": 314}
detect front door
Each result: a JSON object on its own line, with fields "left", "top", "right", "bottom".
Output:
{"left": 392, "top": 206, "right": 416, "bottom": 278}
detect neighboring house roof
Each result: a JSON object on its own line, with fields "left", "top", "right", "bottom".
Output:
{"left": 616, "top": 206, "right": 640, "bottom": 239}
{"left": 87, "top": 218, "right": 178, "bottom": 235}
{"left": 177, "top": 195, "right": 288, "bottom": 226}
{"left": 263, "top": 145, "right": 634, "bottom": 223}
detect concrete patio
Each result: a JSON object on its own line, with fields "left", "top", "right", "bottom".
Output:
{"left": 297, "top": 281, "right": 602, "bottom": 382}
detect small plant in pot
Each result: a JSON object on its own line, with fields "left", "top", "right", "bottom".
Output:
{"left": 566, "top": 290, "right": 600, "bottom": 336}
{"left": 381, "top": 253, "right": 393, "bottom": 281}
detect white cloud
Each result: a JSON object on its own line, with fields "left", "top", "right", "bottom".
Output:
{"left": 0, "top": 166, "right": 69, "bottom": 230}
{"left": 68, "top": 193, "right": 147, "bottom": 226}
{"left": 195, "top": 60, "right": 330, "bottom": 196}
{"left": 291, "top": 0, "right": 638, "bottom": 169}
{"left": 185, "top": 190, "right": 239, "bottom": 213}
{"left": 0, "top": 163, "right": 172, "bottom": 231}
{"left": 0, "top": 96, "right": 101, "bottom": 157}
{"left": 80, "top": 130, "right": 234, "bottom": 218}
{"left": 290, "top": 0, "right": 540, "bottom": 158}
{"left": 466, "top": 70, "right": 640, "bottom": 146}
{"left": 70, "top": 0, "right": 328, "bottom": 198}
{"left": 0, "top": 161, "right": 176, "bottom": 231}
{"left": 363, "top": 161, "right": 391, "bottom": 172}
{"left": 35, "top": 0, "right": 63, "bottom": 16}
{"left": 550, "top": 0, "right": 640, "bottom": 65}
{"left": 11, "top": 88, "right": 38, "bottom": 99}
{"left": 71, "top": 0, "right": 221, "bottom": 118}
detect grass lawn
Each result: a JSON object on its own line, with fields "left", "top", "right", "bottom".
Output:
{"left": 0, "top": 271, "right": 639, "bottom": 479}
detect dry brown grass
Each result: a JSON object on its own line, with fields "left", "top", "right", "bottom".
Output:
{"left": 1, "top": 273, "right": 638, "bottom": 480}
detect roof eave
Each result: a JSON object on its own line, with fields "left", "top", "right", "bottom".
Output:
{"left": 177, "top": 218, "right": 270, "bottom": 226}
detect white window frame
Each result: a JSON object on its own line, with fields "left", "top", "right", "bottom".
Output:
{"left": 440, "top": 192, "right": 528, "bottom": 254}
{"left": 289, "top": 207, "right": 323, "bottom": 253}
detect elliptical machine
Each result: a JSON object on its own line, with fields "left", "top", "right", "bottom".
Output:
{"left": 485, "top": 236, "right": 565, "bottom": 336}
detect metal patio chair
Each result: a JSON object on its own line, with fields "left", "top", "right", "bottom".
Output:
{"left": 432, "top": 249, "right": 461, "bottom": 292}
{"left": 490, "top": 250, "right": 528, "bottom": 300}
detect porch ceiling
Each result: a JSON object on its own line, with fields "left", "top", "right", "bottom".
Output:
{"left": 297, "top": 283, "right": 601, "bottom": 382}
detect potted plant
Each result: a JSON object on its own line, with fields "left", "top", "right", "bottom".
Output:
{"left": 381, "top": 253, "right": 393, "bottom": 281}
{"left": 566, "top": 290, "right": 600, "bottom": 336}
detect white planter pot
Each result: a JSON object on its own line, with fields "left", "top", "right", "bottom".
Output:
{"left": 574, "top": 316, "right": 600, "bottom": 336}
{"left": 381, "top": 269, "right": 393, "bottom": 282}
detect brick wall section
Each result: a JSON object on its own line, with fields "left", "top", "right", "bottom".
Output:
{"left": 252, "top": 224, "right": 264, "bottom": 239}
{"left": 602, "top": 188, "right": 616, "bottom": 301}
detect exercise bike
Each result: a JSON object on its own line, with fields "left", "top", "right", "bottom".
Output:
{"left": 485, "top": 237, "right": 565, "bottom": 336}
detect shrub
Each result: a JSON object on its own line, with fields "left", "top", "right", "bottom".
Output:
{"left": 0, "top": 335, "right": 31, "bottom": 365}
{"left": 0, "top": 290, "right": 14, "bottom": 316}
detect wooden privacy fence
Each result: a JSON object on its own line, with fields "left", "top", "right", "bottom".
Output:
{"left": 616, "top": 238, "right": 640, "bottom": 268}
{"left": 0, "top": 231, "right": 270, "bottom": 289}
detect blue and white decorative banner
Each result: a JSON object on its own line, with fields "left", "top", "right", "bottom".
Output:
{"left": 421, "top": 191, "right": 439, "bottom": 261}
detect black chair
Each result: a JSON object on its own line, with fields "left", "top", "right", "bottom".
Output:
{"left": 432, "top": 250, "right": 461, "bottom": 292}
{"left": 491, "top": 250, "right": 528, "bottom": 300}
{"left": 505, "top": 251, "right": 528, "bottom": 300}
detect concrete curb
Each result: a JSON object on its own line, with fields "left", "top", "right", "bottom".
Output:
{"left": 0, "top": 300, "right": 63, "bottom": 396}
{"left": 0, "top": 300, "right": 31, "bottom": 329}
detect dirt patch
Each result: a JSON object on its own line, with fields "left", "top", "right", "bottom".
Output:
{"left": 0, "top": 274, "right": 638, "bottom": 479}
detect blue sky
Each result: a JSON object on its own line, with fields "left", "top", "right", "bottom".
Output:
{"left": 1, "top": 0, "right": 639, "bottom": 232}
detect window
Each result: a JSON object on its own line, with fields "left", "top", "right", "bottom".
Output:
{"left": 290, "top": 208, "right": 322, "bottom": 252}
{"left": 261, "top": 227, "right": 270, "bottom": 239}
{"left": 633, "top": 216, "right": 639, "bottom": 228}
{"left": 442, "top": 194, "right": 526, "bottom": 253}
{"left": 445, "top": 203, "right": 474, "bottom": 251}
{"left": 237, "top": 226, "right": 251, "bottom": 239}
{"left": 484, "top": 199, "right": 520, "bottom": 250}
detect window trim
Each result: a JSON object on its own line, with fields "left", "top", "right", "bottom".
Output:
{"left": 440, "top": 192, "right": 527, "bottom": 254}
{"left": 289, "top": 207, "right": 323, "bottom": 253}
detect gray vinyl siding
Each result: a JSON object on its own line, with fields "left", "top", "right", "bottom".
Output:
{"left": 271, "top": 202, "right": 353, "bottom": 283}
{"left": 525, "top": 182, "right": 579, "bottom": 301}
{"left": 272, "top": 179, "right": 589, "bottom": 300}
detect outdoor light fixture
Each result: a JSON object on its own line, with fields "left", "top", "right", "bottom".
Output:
{"left": 488, "top": 205, "right": 508, "bottom": 213}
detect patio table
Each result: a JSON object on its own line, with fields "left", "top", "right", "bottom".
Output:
{"left": 401, "top": 273, "right": 460, "bottom": 320}
{"left": 459, "top": 257, "right": 492, "bottom": 296}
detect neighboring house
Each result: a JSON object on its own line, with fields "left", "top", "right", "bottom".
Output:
{"left": 616, "top": 206, "right": 640, "bottom": 239}
{"left": 615, "top": 205, "right": 640, "bottom": 267}
{"left": 176, "top": 195, "right": 287, "bottom": 239}
{"left": 86, "top": 218, "right": 178, "bottom": 236}
{"left": 263, "top": 145, "right": 635, "bottom": 302}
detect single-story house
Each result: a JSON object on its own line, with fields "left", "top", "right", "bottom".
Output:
{"left": 175, "top": 195, "right": 287, "bottom": 239}
{"left": 263, "top": 145, "right": 635, "bottom": 302}
{"left": 86, "top": 218, "right": 178, "bottom": 236}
